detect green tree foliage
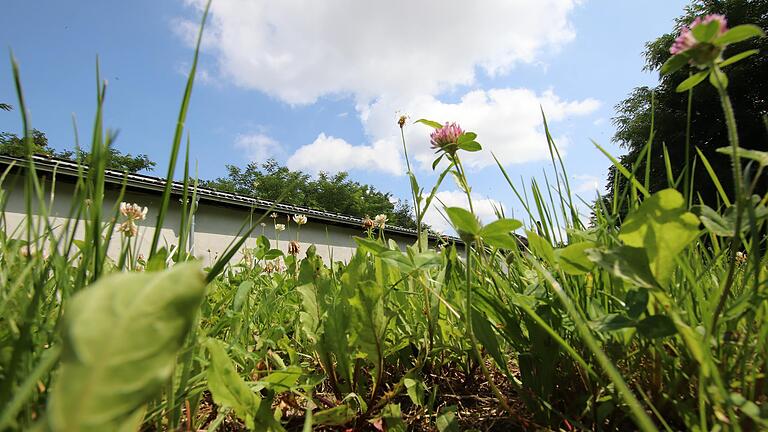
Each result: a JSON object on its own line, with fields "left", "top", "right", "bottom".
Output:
{"left": 609, "top": 0, "right": 767, "bottom": 208}
{"left": 0, "top": 129, "right": 156, "bottom": 173}
{"left": 202, "top": 159, "right": 419, "bottom": 228}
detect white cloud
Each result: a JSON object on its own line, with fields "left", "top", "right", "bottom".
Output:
{"left": 286, "top": 133, "right": 401, "bottom": 175}
{"left": 177, "top": 0, "right": 579, "bottom": 105}
{"left": 424, "top": 190, "right": 507, "bottom": 235}
{"left": 176, "top": 0, "right": 598, "bottom": 175}
{"left": 363, "top": 89, "right": 599, "bottom": 172}
{"left": 234, "top": 133, "right": 280, "bottom": 162}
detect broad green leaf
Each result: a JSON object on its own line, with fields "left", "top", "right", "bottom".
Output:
{"left": 471, "top": 307, "right": 508, "bottom": 374}
{"left": 592, "top": 314, "right": 636, "bottom": 332}
{"left": 625, "top": 289, "right": 649, "bottom": 319}
{"left": 457, "top": 132, "right": 477, "bottom": 143}
{"left": 714, "top": 24, "right": 765, "bottom": 45}
{"left": 48, "top": 262, "right": 206, "bottom": 432}
{"left": 445, "top": 207, "right": 481, "bottom": 237}
{"left": 619, "top": 189, "right": 700, "bottom": 285}
{"left": 436, "top": 406, "right": 460, "bottom": 432}
{"left": 479, "top": 218, "right": 523, "bottom": 249}
{"left": 709, "top": 66, "right": 728, "bottom": 89}
{"left": 695, "top": 199, "right": 768, "bottom": 237}
{"left": 524, "top": 230, "right": 555, "bottom": 264}
{"left": 676, "top": 70, "right": 709, "bottom": 92}
{"left": 263, "top": 248, "right": 284, "bottom": 260}
{"left": 719, "top": 49, "right": 759, "bottom": 68}
{"left": 313, "top": 404, "right": 356, "bottom": 426}
{"left": 415, "top": 118, "right": 443, "bottom": 129}
{"left": 380, "top": 403, "right": 407, "bottom": 432}
{"left": 716, "top": 146, "right": 768, "bottom": 167}
{"left": 258, "top": 365, "right": 303, "bottom": 393}
{"left": 354, "top": 236, "right": 389, "bottom": 255}
{"left": 233, "top": 280, "right": 253, "bottom": 312}
{"left": 457, "top": 140, "right": 482, "bottom": 152}
{"left": 403, "top": 378, "right": 425, "bottom": 407}
{"left": 205, "top": 339, "right": 262, "bottom": 430}
{"left": 586, "top": 246, "right": 659, "bottom": 289}
{"left": 692, "top": 19, "right": 720, "bottom": 42}
{"left": 349, "top": 280, "right": 386, "bottom": 387}
{"left": 636, "top": 315, "right": 677, "bottom": 339}
{"left": 661, "top": 53, "right": 689, "bottom": 75}
{"left": 555, "top": 241, "right": 597, "bottom": 275}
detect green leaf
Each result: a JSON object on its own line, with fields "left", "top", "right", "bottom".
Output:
{"left": 479, "top": 218, "right": 523, "bottom": 249}
{"left": 263, "top": 248, "right": 284, "bottom": 260}
{"left": 403, "top": 378, "right": 425, "bottom": 407}
{"left": 709, "top": 66, "right": 728, "bottom": 89}
{"left": 593, "top": 314, "right": 636, "bottom": 332}
{"left": 313, "top": 404, "right": 356, "bottom": 426}
{"left": 587, "top": 246, "right": 659, "bottom": 289}
{"left": 524, "top": 230, "right": 555, "bottom": 264}
{"left": 354, "top": 236, "right": 389, "bottom": 255}
{"left": 716, "top": 146, "right": 768, "bottom": 167}
{"left": 233, "top": 280, "right": 253, "bottom": 312}
{"left": 676, "top": 70, "right": 709, "bottom": 92}
{"left": 618, "top": 189, "right": 700, "bottom": 285}
{"left": 258, "top": 365, "right": 303, "bottom": 393}
{"left": 349, "top": 280, "right": 386, "bottom": 388}
{"left": 555, "top": 241, "right": 597, "bottom": 275}
{"left": 415, "top": 118, "right": 443, "bottom": 129}
{"left": 625, "top": 289, "right": 649, "bottom": 319}
{"left": 205, "top": 339, "right": 262, "bottom": 430}
{"left": 714, "top": 24, "right": 766, "bottom": 46}
{"left": 436, "top": 406, "right": 460, "bottom": 432}
{"left": 692, "top": 19, "right": 720, "bottom": 42}
{"left": 661, "top": 53, "right": 689, "bottom": 75}
{"left": 457, "top": 140, "right": 482, "bottom": 152}
{"left": 48, "top": 263, "right": 206, "bottom": 432}
{"left": 719, "top": 49, "right": 760, "bottom": 68}
{"left": 445, "top": 207, "right": 481, "bottom": 237}
{"left": 432, "top": 153, "right": 444, "bottom": 170}
{"left": 380, "top": 403, "right": 407, "bottom": 432}
{"left": 472, "top": 307, "right": 508, "bottom": 374}
{"left": 636, "top": 315, "right": 677, "bottom": 339}
{"left": 457, "top": 132, "right": 477, "bottom": 143}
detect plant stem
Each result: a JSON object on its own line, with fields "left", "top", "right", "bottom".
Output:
{"left": 710, "top": 67, "right": 744, "bottom": 332}
{"left": 400, "top": 127, "right": 422, "bottom": 252}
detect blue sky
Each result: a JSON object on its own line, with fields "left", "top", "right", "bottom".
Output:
{"left": 0, "top": 0, "right": 689, "bottom": 232}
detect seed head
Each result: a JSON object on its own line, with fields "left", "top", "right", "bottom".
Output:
{"left": 288, "top": 240, "right": 300, "bottom": 256}
{"left": 362, "top": 216, "right": 374, "bottom": 230}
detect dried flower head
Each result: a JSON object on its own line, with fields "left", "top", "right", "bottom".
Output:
{"left": 120, "top": 202, "right": 148, "bottom": 221}
{"left": 374, "top": 214, "right": 388, "bottom": 228}
{"left": 275, "top": 223, "right": 286, "bottom": 232}
{"left": 735, "top": 251, "right": 747, "bottom": 266}
{"left": 118, "top": 220, "right": 139, "bottom": 237}
{"left": 430, "top": 122, "right": 464, "bottom": 155}
{"left": 293, "top": 214, "right": 308, "bottom": 225}
{"left": 362, "top": 216, "right": 375, "bottom": 230}
{"left": 398, "top": 115, "right": 408, "bottom": 129}
{"left": 288, "top": 240, "right": 300, "bottom": 256}
{"left": 264, "top": 262, "right": 276, "bottom": 274}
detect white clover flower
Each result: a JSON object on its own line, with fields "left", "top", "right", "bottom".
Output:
{"left": 275, "top": 223, "right": 286, "bottom": 232}
{"left": 118, "top": 220, "right": 138, "bottom": 237}
{"left": 120, "top": 202, "right": 148, "bottom": 221}
{"left": 293, "top": 214, "right": 308, "bottom": 225}
{"left": 374, "top": 214, "right": 388, "bottom": 228}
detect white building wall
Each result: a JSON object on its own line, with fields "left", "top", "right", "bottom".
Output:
{"left": 0, "top": 173, "right": 417, "bottom": 265}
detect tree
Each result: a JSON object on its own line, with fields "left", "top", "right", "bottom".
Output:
{"left": 202, "top": 159, "right": 419, "bottom": 228}
{"left": 608, "top": 0, "right": 767, "bottom": 211}
{"left": 0, "top": 129, "right": 156, "bottom": 173}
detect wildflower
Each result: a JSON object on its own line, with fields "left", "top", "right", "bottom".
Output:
{"left": 270, "top": 212, "right": 278, "bottom": 219}
{"left": 735, "top": 251, "right": 747, "bottom": 266}
{"left": 362, "top": 216, "right": 374, "bottom": 230}
{"left": 120, "top": 202, "right": 148, "bottom": 221}
{"left": 288, "top": 240, "right": 300, "bottom": 256}
{"left": 397, "top": 114, "right": 408, "bottom": 129}
{"left": 430, "top": 122, "right": 464, "bottom": 155}
{"left": 19, "top": 245, "right": 30, "bottom": 258}
{"left": 374, "top": 214, "right": 388, "bottom": 228}
{"left": 293, "top": 214, "right": 308, "bottom": 225}
{"left": 275, "top": 223, "right": 286, "bottom": 232}
{"left": 118, "top": 220, "right": 139, "bottom": 237}
{"left": 264, "top": 262, "right": 276, "bottom": 274}
{"left": 260, "top": 222, "right": 266, "bottom": 227}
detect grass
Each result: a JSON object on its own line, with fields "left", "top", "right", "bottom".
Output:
{"left": 0, "top": 6, "right": 766, "bottom": 432}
